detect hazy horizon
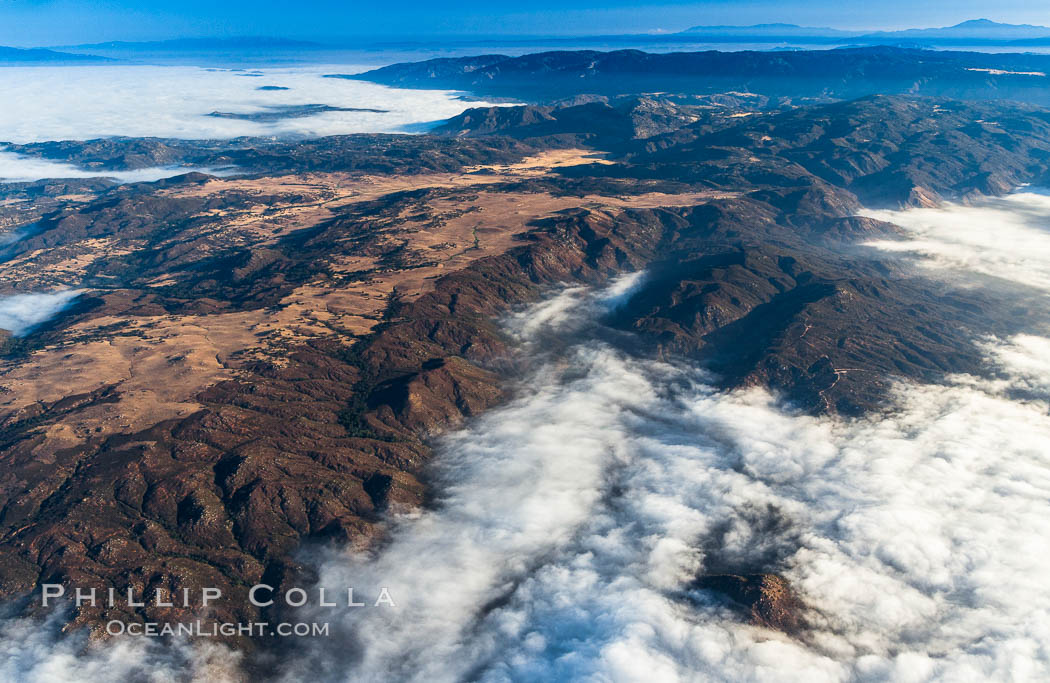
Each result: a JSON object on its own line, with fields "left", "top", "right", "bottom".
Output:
{"left": 3, "top": 1, "right": 1050, "bottom": 49}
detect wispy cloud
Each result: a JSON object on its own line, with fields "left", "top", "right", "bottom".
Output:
{"left": 0, "top": 607, "right": 241, "bottom": 683}
{"left": 861, "top": 189, "right": 1050, "bottom": 293}
{"left": 0, "top": 290, "right": 82, "bottom": 336}
{"left": 0, "top": 152, "right": 233, "bottom": 183}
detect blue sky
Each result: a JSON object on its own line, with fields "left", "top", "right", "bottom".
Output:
{"left": 2, "top": 0, "right": 1048, "bottom": 47}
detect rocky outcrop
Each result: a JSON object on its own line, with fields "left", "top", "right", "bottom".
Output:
{"left": 694, "top": 573, "right": 804, "bottom": 634}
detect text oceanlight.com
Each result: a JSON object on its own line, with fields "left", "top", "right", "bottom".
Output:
{"left": 106, "top": 620, "right": 332, "bottom": 638}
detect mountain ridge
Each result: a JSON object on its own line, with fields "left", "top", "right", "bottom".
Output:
{"left": 60, "top": 36, "right": 323, "bottom": 51}
{"left": 679, "top": 23, "right": 861, "bottom": 38}
{"left": 0, "top": 45, "right": 110, "bottom": 64}
{"left": 679, "top": 18, "right": 1050, "bottom": 42}
{"left": 347, "top": 46, "right": 1050, "bottom": 105}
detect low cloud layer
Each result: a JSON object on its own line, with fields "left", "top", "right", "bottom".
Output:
{"left": 0, "top": 65, "right": 503, "bottom": 144}
{"left": 0, "top": 290, "right": 82, "bottom": 336}
{"left": 0, "top": 152, "right": 234, "bottom": 184}
{"left": 862, "top": 189, "right": 1050, "bottom": 292}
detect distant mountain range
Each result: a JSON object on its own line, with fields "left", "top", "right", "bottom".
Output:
{"left": 680, "top": 23, "right": 860, "bottom": 38}
{"left": 0, "top": 45, "right": 107, "bottom": 64}
{"left": 0, "top": 36, "right": 321, "bottom": 65}
{"left": 63, "top": 37, "right": 322, "bottom": 51}
{"left": 347, "top": 46, "right": 1050, "bottom": 106}
{"left": 679, "top": 19, "right": 1050, "bottom": 45}
{"left": 5, "top": 20, "right": 1050, "bottom": 66}
{"left": 861, "top": 19, "right": 1050, "bottom": 42}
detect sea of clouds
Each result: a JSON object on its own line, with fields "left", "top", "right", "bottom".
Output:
{"left": 3, "top": 194, "right": 1050, "bottom": 681}
{"left": 0, "top": 64, "right": 504, "bottom": 183}
{"left": 0, "top": 65, "right": 496, "bottom": 144}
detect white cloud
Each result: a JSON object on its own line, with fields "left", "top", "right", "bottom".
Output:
{"left": 0, "top": 607, "right": 240, "bottom": 683}
{"left": 0, "top": 65, "right": 504, "bottom": 144}
{"left": 0, "top": 290, "right": 82, "bottom": 336}
{"left": 861, "top": 189, "right": 1050, "bottom": 293}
